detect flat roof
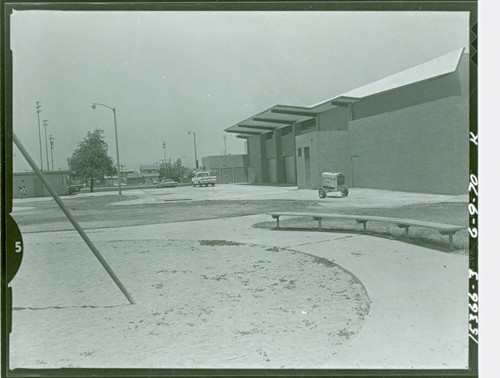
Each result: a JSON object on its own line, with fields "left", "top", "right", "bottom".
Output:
{"left": 14, "top": 170, "right": 70, "bottom": 175}
{"left": 140, "top": 165, "right": 159, "bottom": 170}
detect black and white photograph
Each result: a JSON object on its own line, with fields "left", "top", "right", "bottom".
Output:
{"left": 2, "top": 1, "right": 481, "bottom": 376}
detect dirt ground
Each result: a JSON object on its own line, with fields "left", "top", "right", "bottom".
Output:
{"left": 10, "top": 238, "right": 370, "bottom": 369}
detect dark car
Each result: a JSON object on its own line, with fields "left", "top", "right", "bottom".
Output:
{"left": 156, "top": 179, "right": 178, "bottom": 188}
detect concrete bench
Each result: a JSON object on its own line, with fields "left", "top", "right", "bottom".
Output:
{"left": 268, "top": 212, "right": 465, "bottom": 250}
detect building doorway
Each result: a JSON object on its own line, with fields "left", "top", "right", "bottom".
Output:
{"left": 304, "top": 147, "right": 311, "bottom": 188}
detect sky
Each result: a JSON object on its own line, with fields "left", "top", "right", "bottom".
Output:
{"left": 10, "top": 10, "right": 469, "bottom": 172}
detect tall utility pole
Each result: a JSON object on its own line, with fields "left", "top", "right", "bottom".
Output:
{"left": 49, "top": 134, "right": 54, "bottom": 171}
{"left": 36, "top": 101, "right": 43, "bottom": 170}
{"left": 43, "top": 120, "right": 50, "bottom": 171}
{"left": 162, "top": 141, "right": 167, "bottom": 178}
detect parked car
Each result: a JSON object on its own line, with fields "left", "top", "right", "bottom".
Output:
{"left": 192, "top": 171, "right": 216, "bottom": 187}
{"left": 157, "top": 179, "right": 179, "bottom": 188}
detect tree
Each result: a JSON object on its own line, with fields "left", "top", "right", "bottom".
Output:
{"left": 159, "top": 158, "right": 185, "bottom": 182}
{"left": 67, "top": 129, "right": 115, "bottom": 192}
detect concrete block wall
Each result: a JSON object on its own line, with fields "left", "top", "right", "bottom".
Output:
{"left": 264, "top": 135, "right": 276, "bottom": 159}
{"left": 316, "top": 131, "right": 352, "bottom": 188}
{"left": 348, "top": 94, "right": 468, "bottom": 194}
{"left": 352, "top": 72, "right": 463, "bottom": 120}
{"left": 280, "top": 132, "right": 295, "bottom": 156}
{"left": 296, "top": 131, "right": 352, "bottom": 189}
{"left": 318, "top": 107, "right": 350, "bottom": 131}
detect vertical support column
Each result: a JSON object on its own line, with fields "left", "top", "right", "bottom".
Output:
{"left": 274, "top": 128, "right": 285, "bottom": 183}
{"left": 291, "top": 123, "right": 299, "bottom": 185}
{"left": 259, "top": 133, "right": 269, "bottom": 183}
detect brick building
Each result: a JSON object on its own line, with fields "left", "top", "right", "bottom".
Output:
{"left": 225, "top": 48, "right": 469, "bottom": 195}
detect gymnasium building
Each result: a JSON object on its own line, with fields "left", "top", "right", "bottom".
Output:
{"left": 224, "top": 48, "right": 469, "bottom": 195}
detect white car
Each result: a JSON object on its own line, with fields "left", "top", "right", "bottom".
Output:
{"left": 157, "top": 179, "right": 178, "bottom": 188}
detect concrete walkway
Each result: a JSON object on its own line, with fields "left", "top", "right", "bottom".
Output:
{"left": 20, "top": 214, "right": 469, "bottom": 369}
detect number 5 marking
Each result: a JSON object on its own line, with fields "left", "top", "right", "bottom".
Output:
{"left": 15, "top": 241, "right": 22, "bottom": 253}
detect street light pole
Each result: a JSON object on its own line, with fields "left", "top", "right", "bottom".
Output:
{"left": 162, "top": 141, "right": 167, "bottom": 163}
{"left": 36, "top": 101, "right": 44, "bottom": 171}
{"left": 43, "top": 120, "right": 50, "bottom": 171}
{"left": 49, "top": 134, "right": 55, "bottom": 171}
{"left": 188, "top": 131, "right": 198, "bottom": 169}
{"left": 92, "top": 102, "right": 122, "bottom": 195}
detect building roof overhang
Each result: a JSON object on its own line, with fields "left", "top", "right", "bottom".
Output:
{"left": 225, "top": 48, "right": 465, "bottom": 135}
{"left": 271, "top": 105, "right": 319, "bottom": 117}
{"left": 225, "top": 126, "right": 262, "bottom": 135}
{"left": 238, "top": 123, "right": 279, "bottom": 131}
{"left": 330, "top": 96, "right": 360, "bottom": 106}
{"left": 225, "top": 105, "right": 314, "bottom": 135}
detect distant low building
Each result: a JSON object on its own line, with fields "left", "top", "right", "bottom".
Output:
{"left": 140, "top": 165, "right": 160, "bottom": 184}
{"left": 104, "top": 168, "right": 134, "bottom": 187}
{"left": 127, "top": 172, "right": 143, "bottom": 185}
{"left": 202, "top": 155, "right": 249, "bottom": 184}
{"left": 13, "top": 170, "right": 71, "bottom": 198}
{"left": 120, "top": 168, "right": 134, "bottom": 183}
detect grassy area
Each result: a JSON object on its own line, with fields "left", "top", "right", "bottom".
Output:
{"left": 12, "top": 196, "right": 317, "bottom": 233}
{"left": 254, "top": 202, "right": 469, "bottom": 253}
{"left": 12, "top": 194, "right": 468, "bottom": 253}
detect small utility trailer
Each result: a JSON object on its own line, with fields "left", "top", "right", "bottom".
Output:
{"left": 318, "top": 172, "right": 349, "bottom": 198}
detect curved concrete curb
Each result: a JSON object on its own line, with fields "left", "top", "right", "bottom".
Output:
{"left": 295, "top": 235, "right": 469, "bottom": 369}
